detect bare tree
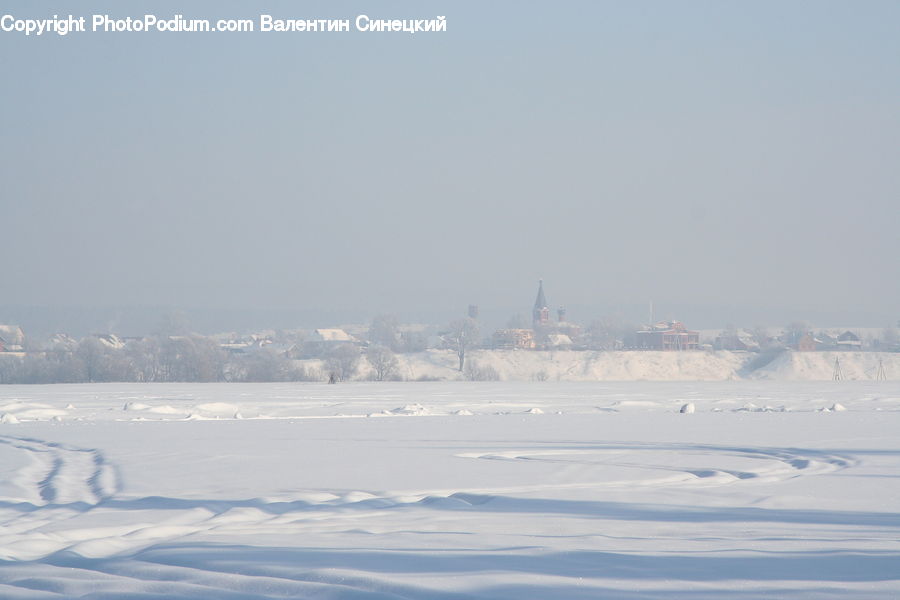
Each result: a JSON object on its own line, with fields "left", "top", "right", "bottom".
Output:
{"left": 237, "top": 348, "right": 293, "bottom": 382}
{"left": 325, "top": 344, "right": 361, "bottom": 382}
{"left": 129, "top": 337, "right": 163, "bottom": 382}
{"left": 464, "top": 360, "right": 499, "bottom": 381}
{"left": 367, "top": 345, "right": 399, "bottom": 381}
{"left": 184, "top": 336, "right": 226, "bottom": 382}
{"left": 446, "top": 318, "right": 480, "bottom": 372}
{"left": 76, "top": 337, "right": 106, "bottom": 383}
{"left": 73, "top": 337, "right": 135, "bottom": 382}
{"left": 157, "top": 336, "right": 225, "bottom": 382}
{"left": 0, "top": 356, "right": 20, "bottom": 384}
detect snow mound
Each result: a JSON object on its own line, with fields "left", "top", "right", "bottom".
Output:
{"left": 1, "top": 402, "right": 52, "bottom": 411}
{"left": 339, "top": 491, "right": 379, "bottom": 504}
{"left": 389, "top": 404, "right": 429, "bottom": 416}
{"left": 831, "top": 403, "right": 848, "bottom": 412}
{"left": 1, "top": 413, "right": 20, "bottom": 424}
{"left": 680, "top": 403, "right": 696, "bottom": 414}
{"left": 735, "top": 403, "right": 785, "bottom": 413}
{"left": 124, "top": 402, "right": 189, "bottom": 416}
{"left": 196, "top": 402, "right": 240, "bottom": 415}
{"left": 526, "top": 408, "right": 544, "bottom": 414}
{"left": 454, "top": 409, "right": 474, "bottom": 416}
{"left": 15, "top": 408, "right": 69, "bottom": 420}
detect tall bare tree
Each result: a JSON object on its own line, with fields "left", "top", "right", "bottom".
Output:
{"left": 367, "top": 345, "right": 399, "bottom": 381}
{"left": 446, "top": 318, "right": 480, "bottom": 372}
{"left": 325, "top": 344, "right": 360, "bottom": 382}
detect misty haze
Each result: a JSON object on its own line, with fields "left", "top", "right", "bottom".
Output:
{"left": 1, "top": 2, "right": 898, "bottom": 599}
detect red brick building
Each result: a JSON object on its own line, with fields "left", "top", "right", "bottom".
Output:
{"left": 635, "top": 321, "right": 700, "bottom": 351}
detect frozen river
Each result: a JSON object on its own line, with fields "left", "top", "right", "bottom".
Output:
{"left": 1, "top": 381, "right": 898, "bottom": 598}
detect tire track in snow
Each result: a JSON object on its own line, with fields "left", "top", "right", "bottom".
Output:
{"left": 0, "top": 438, "right": 861, "bottom": 566}
{"left": 0, "top": 436, "right": 123, "bottom": 561}
{"left": 0, "top": 436, "right": 119, "bottom": 507}
{"left": 38, "top": 455, "right": 63, "bottom": 503}
{"left": 453, "top": 443, "right": 856, "bottom": 493}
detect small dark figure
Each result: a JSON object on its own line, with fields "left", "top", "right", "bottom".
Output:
{"left": 328, "top": 372, "right": 337, "bottom": 384}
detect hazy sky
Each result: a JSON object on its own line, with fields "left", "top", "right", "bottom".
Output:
{"left": 2, "top": 1, "right": 898, "bottom": 328}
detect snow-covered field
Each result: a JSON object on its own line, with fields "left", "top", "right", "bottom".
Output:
{"left": 1, "top": 381, "right": 899, "bottom": 599}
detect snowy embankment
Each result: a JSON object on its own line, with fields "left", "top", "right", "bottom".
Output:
{"left": 0, "top": 381, "right": 899, "bottom": 599}
{"left": 749, "top": 351, "right": 895, "bottom": 380}
{"left": 335, "top": 349, "right": 900, "bottom": 381}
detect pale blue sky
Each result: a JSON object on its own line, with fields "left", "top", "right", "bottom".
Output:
{"left": 2, "top": 1, "right": 898, "bottom": 329}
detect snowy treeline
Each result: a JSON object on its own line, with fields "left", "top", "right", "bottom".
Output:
{"left": 1, "top": 312, "right": 897, "bottom": 384}
{"left": 2, "top": 343, "right": 898, "bottom": 384}
{"left": 0, "top": 335, "right": 312, "bottom": 384}
{"left": 0, "top": 332, "right": 412, "bottom": 384}
{"left": 0, "top": 314, "right": 423, "bottom": 384}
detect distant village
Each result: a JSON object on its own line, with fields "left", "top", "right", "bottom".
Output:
{"left": 0, "top": 281, "right": 897, "bottom": 384}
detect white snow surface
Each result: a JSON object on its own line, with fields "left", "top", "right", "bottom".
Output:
{"left": 354, "top": 350, "right": 900, "bottom": 381}
{"left": 0, "top": 381, "right": 899, "bottom": 599}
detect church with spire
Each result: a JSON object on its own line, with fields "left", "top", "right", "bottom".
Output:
{"left": 493, "top": 280, "right": 581, "bottom": 350}
{"left": 530, "top": 280, "right": 580, "bottom": 348}
{"left": 533, "top": 280, "right": 551, "bottom": 328}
